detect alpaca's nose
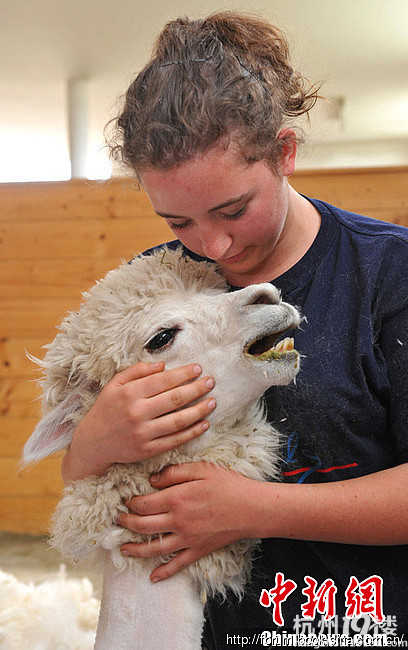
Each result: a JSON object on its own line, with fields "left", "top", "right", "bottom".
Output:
{"left": 232, "top": 283, "right": 281, "bottom": 308}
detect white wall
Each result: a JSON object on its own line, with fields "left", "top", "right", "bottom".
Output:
{"left": 1, "top": 0, "right": 407, "bottom": 181}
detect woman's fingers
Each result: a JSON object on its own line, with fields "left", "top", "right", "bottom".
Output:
{"left": 150, "top": 550, "right": 196, "bottom": 583}
{"left": 118, "top": 512, "right": 171, "bottom": 536}
{"left": 148, "top": 396, "right": 216, "bottom": 439}
{"left": 132, "top": 363, "right": 203, "bottom": 398}
{"left": 148, "top": 462, "right": 207, "bottom": 487}
{"left": 113, "top": 361, "right": 165, "bottom": 385}
{"left": 144, "top": 418, "right": 212, "bottom": 456}
{"left": 121, "top": 533, "right": 199, "bottom": 583}
{"left": 114, "top": 362, "right": 217, "bottom": 454}
{"left": 147, "top": 375, "right": 215, "bottom": 419}
{"left": 121, "top": 534, "right": 183, "bottom": 559}
{"left": 118, "top": 362, "right": 216, "bottom": 427}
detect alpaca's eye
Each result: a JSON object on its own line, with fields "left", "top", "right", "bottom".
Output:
{"left": 145, "top": 328, "right": 179, "bottom": 352}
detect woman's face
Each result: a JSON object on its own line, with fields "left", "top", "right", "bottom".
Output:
{"left": 140, "top": 139, "right": 297, "bottom": 286}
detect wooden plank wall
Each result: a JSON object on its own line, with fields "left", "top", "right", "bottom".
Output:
{"left": 1, "top": 167, "right": 407, "bottom": 534}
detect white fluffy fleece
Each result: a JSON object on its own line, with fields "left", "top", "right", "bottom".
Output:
{"left": 22, "top": 248, "right": 300, "bottom": 647}
{"left": 0, "top": 566, "right": 99, "bottom": 650}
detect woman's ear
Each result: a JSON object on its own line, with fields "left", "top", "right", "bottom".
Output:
{"left": 276, "top": 128, "right": 297, "bottom": 177}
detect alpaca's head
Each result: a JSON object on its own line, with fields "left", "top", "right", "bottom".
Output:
{"left": 23, "top": 248, "right": 300, "bottom": 464}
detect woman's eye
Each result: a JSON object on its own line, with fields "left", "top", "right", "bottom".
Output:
{"left": 145, "top": 328, "right": 179, "bottom": 352}
{"left": 168, "top": 220, "right": 190, "bottom": 230}
{"left": 224, "top": 204, "right": 248, "bottom": 220}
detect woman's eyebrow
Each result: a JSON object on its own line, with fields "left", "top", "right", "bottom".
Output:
{"left": 155, "top": 192, "right": 250, "bottom": 220}
{"left": 155, "top": 211, "right": 182, "bottom": 219}
{"left": 208, "top": 192, "right": 250, "bottom": 213}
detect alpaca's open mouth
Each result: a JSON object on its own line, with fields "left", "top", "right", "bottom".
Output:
{"left": 244, "top": 330, "right": 298, "bottom": 361}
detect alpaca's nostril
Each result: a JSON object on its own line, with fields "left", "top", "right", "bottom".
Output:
{"left": 234, "top": 284, "right": 281, "bottom": 308}
{"left": 249, "top": 291, "right": 279, "bottom": 306}
{"left": 252, "top": 293, "right": 273, "bottom": 305}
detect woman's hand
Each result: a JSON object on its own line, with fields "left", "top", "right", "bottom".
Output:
{"left": 117, "top": 461, "right": 408, "bottom": 584}
{"left": 118, "top": 462, "right": 260, "bottom": 582}
{"left": 61, "top": 362, "right": 216, "bottom": 483}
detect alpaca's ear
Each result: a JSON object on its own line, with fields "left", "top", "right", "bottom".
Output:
{"left": 21, "top": 390, "right": 83, "bottom": 468}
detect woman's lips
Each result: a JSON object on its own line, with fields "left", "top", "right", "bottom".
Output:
{"left": 218, "top": 247, "right": 249, "bottom": 264}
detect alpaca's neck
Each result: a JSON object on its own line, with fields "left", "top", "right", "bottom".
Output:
{"left": 212, "top": 400, "right": 265, "bottom": 437}
{"left": 95, "top": 552, "right": 205, "bottom": 650}
{"left": 181, "top": 399, "right": 279, "bottom": 481}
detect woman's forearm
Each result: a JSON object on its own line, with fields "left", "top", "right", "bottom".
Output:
{"left": 61, "top": 423, "right": 112, "bottom": 485}
{"left": 247, "top": 463, "right": 408, "bottom": 546}
{"left": 118, "top": 462, "right": 408, "bottom": 582}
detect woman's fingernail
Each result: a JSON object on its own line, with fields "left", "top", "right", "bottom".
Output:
{"left": 202, "top": 421, "right": 210, "bottom": 432}
{"left": 151, "top": 575, "right": 161, "bottom": 583}
{"left": 208, "top": 399, "right": 216, "bottom": 410}
{"left": 122, "top": 549, "right": 131, "bottom": 556}
{"left": 206, "top": 377, "right": 215, "bottom": 389}
{"left": 193, "top": 364, "right": 202, "bottom": 375}
{"left": 150, "top": 473, "right": 160, "bottom": 483}
{"left": 151, "top": 361, "right": 163, "bottom": 369}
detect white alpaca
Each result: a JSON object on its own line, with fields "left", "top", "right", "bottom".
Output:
{"left": 22, "top": 248, "right": 300, "bottom": 649}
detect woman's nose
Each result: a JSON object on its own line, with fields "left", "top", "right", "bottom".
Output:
{"left": 199, "top": 226, "right": 233, "bottom": 260}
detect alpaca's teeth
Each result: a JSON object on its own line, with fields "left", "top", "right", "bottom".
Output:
{"left": 273, "top": 337, "right": 294, "bottom": 353}
{"left": 245, "top": 335, "right": 297, "bottom": 361}
{"left": 280, "top": 337, "right": 294, "bottom": 352}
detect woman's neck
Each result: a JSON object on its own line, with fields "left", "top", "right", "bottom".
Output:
{"left": 226, "top": 188, "right": 321, "bottom": 287}
{"left": 268, "top": 187, "right": 321, "bottom": 279}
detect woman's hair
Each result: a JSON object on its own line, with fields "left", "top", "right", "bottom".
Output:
{"left": 107, "top": 11, "right": 320, "bottom": 175}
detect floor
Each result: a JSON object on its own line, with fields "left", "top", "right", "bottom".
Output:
{"left": 0, "top": 531, "right": 103, "bottom": 597}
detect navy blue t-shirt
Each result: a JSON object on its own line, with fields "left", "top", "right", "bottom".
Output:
{"left": 144, "top": 197, "right": 408, "bottom": 640}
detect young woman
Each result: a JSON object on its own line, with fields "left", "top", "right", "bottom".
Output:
{"left": 62, "top": 12, "right": 408, "bottom": 640}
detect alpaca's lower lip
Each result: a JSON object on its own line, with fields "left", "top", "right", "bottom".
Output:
{"left": 218, "top": 248, "right": 248, "bottom": 264}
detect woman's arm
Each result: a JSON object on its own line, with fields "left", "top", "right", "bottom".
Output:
{"left": 118, "top": 461, "right": 408, "bottom": 582}
{"left": 61, "top": 361, "right": 216, "bottom": 484}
